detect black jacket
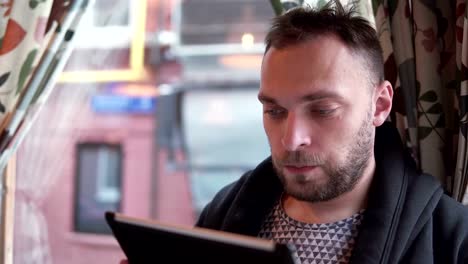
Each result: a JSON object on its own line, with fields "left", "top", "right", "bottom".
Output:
{"left": 196, "top": 122, "right": 468, "bottom": 264}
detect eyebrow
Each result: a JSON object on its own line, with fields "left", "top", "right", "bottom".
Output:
{"left": 258, "top": 91, "right": 345, "bottom": 104}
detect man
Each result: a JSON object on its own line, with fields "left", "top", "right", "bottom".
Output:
{"left": 195, "top": 1, "right": 468, "bottom": 264}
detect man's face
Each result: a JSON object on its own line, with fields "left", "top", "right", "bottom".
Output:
{"left": 259, "top": 36, "right": 376, "bottom": 202}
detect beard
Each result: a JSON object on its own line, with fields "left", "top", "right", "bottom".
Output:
{"left": 272, "top": 111, "right": 374, "bottom": 202}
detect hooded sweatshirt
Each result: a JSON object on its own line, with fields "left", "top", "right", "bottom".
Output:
{"left": 195, "top": 122, "right": 468, "bottom": 264}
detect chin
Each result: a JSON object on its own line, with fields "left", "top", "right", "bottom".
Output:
{"left": 282, "top": 172, "right": 350, "bottom": 202}
{"left": 284, "top": 169, "right": 326, "bottom": 183}
{"left": 284, "top": 185, "right": 331, "bottom": 202}
{"left": 283, "top": 177, "right": 324, "bottom": 199}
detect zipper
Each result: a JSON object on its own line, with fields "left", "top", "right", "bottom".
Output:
{"left": 379, "top": 166, "right": 408, "bottom": 264}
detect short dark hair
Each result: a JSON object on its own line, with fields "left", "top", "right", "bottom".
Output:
{"left": 265, "top": 0, "right": 384, "bottom": 87}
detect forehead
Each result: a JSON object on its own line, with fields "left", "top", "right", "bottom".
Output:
{"left": 260, "top": 36, "right": 369, "bottom": 102}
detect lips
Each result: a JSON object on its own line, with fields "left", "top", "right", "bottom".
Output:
{"left": 284, "top": 165, "right": 317, "bottom": 174}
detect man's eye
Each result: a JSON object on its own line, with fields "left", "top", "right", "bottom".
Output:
{"left": 315, "top": 108, "right": 337, "bottom": 116}
{"left": 264, "top": 108, "right": 286, "bottom": 118}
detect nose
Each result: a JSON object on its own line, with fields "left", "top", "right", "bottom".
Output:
{"left": 281, "top": 112, "right": 311, "bottom": 151}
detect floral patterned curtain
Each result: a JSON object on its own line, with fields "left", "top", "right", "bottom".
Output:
{"left": 0, "top": 0, "right": 89, "bottom": 262}
{"left": 373, "top": 0, "right": 468, "bottom": 202}
{"left": 0, "top": 0, "right": 53, "bottom": 130}
{"left": 0, "top": 0, "right": 89, "bottom": 166}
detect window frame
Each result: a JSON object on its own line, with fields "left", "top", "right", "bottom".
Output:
{"left": 73, "top": 142, "right": 123, "bottom": 235}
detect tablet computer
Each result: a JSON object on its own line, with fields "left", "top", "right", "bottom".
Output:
{"left": 105, "top": 211, "right": 297, "bottom": 264}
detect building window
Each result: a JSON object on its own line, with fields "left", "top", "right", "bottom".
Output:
{"left": 171, "top": 0, "right": 375, "bottom": 57}
{"left": 171, "top": 0, "right": 273, "bottom": 56}
{"left": 74, "top": 143, "right": 123, "bottom": 234}
{"left": 93, "top": 0, "right": 130, "bottom": 27}
{"left": 74, "top": 0, "right": 134, "bottom": 49}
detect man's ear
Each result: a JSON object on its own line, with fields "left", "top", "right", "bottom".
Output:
{"left": 373, "top": 80, "right": 393, "bottom": 126}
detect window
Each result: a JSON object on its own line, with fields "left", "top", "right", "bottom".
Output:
{"left": 73, "top": 143, "right": 123, "bottom": 234}
{"left": 171, "top": 0, "right": 375, "bottom": 57}
{"left": 181, "top": 85, "right": 270, "bottom": 215}
{"left": 74, "top": 0, "right": 134, "bottom": 49}
{"left": 172, "top": 0, "right": 274, "bottom": 56}
{"left": 93, "top": 0, "right": 130, "bottom": 27}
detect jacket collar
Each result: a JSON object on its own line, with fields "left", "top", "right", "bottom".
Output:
{"left": 220, "top": 157, "right": 283, "bottom": 236}
{"left": 350, "top": 122, "right": 443, "bottom": 263}
{"left": 349, "top": 122, "right": 410, "bottom": 263}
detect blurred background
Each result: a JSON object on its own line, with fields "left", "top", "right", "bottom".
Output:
{"left": 3, "top": 0, "right": 377, "bottom": 263}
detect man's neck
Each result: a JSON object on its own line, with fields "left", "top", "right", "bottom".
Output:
{"left": 282, "top": 157, "right": 376, "bottom": 224}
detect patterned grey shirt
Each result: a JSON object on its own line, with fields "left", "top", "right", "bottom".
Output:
{"left": 258, "top": 200, "right": 365, "bottom": 264}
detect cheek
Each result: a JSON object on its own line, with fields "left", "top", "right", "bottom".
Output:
{"left": 263, "top": 124, "right": 275, "bottom": 142}
{"left": 326, "top": 124, "right": 360, "bottom": 158}
{"left": 263, "top": 120, "right": 282, "bottom": 149}
{"left": 316, "top": 120, "right": 356, "bottom": 153}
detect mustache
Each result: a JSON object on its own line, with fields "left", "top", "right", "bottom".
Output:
{"left": 276, "top": 151, "right": 325, "bottom": 167}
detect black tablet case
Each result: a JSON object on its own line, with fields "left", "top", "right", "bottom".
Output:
{"left": 105, "top": 211, "right": 297, "bottom": 264}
